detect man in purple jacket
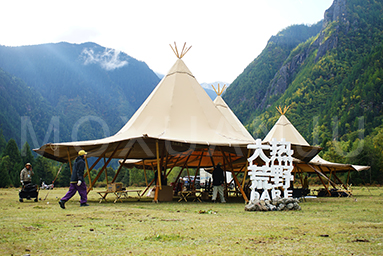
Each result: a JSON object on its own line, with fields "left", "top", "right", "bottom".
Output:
{"left": 59, "top": 150, "right": 89, "bottom": 208}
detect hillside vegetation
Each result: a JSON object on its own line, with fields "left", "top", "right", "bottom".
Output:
{"left": 224, "top": 0, "right": 383, "bottom": 184}
{"left": 0, "top": 42, "right": 160, "bottom": 148}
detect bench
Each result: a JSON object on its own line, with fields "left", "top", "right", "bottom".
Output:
{"left": 97, "top": 189, "right": 142, "bottom": 203}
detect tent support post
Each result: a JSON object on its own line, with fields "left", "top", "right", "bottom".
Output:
{"left": 84, "top": 156, "right": 102, "bottom": 178}
{"left": 87, "top": 142, "right": 122, "bottom": 193}
{"left": 67, "top": 147, "right": 73, "bottom": 174}
{"left": 208, "top": 147, "right": 215, "bottom": 167}
{"left": 85, "top": 157, "right": 92, "bottom": 189}
{"left": 140, "top": 178, "right": 156, "bottom": 197}
{"left": 308, "top": 164, "right": 331, "bottom": 196}
{"left": 173, "top": 154, "right": 191, "bottom": 186}
{"left": 154, "top": 140, "right": 161, "bottom": 202}
{"left": 241, "top": 149, "right": 251, "bottom": 189}
{"left": 332, "top": 171, "right": 349, "bottom": 191}
{"left": 219, "top": 147, "right": 249, "bottom": 203}
{"left": 143, "top": 160, "right": 148, "bottom": 186}
{"left": 112, "top": 144, "right": 134, "bottom": 183}
{"left": 318, "top": 166, "right": 338, "bottom": 189}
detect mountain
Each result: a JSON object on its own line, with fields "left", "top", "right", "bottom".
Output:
{"left": 223, "top": 0, "right": 383, "bottom": 183}
{"left": 0, "top": 42, "right": 160, "bottom": 148}
{"left": 223, "top": 22, "right": 323, "bottom": 124}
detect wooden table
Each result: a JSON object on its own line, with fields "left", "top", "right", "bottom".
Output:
{"left": 178, "top": 191, "right": 202, "bottom": 202}
{"left": 97, "top": 189, "right": 142, "bottom": 203}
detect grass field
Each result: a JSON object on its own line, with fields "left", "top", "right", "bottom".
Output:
{"left": 0, "top": 186, "right": 382, "bottom": 255}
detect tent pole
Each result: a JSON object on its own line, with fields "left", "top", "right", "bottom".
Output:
{"left": 111, "top": 144, "right": 134, "bottom": 183}
{"left": 154, "top": 140, "right": 161, "bottom": 202}
{"left": 208, "top": 147, "right": 215, "bottom": 167}
{"left": 332, "top": 171, "right": 349, "bottom": 191}
{"left": 104, "top": 157, "right": 109, "bottom": 185}
{"left": 219, "top": 147, "right": 249, "bottom": 203}
{"left": 143, "top": 160, "right": 148, "bottom": 186}
{"left": 84, "top": 156, "right": 102, "bottom": 178}
{"left": 174, "top": 154, "right": 191, "bottom": 185}
{"left": 84, "top": 157, "right": 92, "bottom": 189}
{"left": 87, "top": 142, "right": 122, "bottom": 193}
{"left": 67, "top": 147, "right": 73, "bottom": 174}
{"left": 308, "top": 164, "right": 331, "bottom": 196}
{"left": 318, "top": 166, "right": 338, "bottom": 189}
{"left": 242, "top": 149, "right": 251, "bottom": 188}
{"left": 192, "top": 151, "right": 204, "bottom": 190}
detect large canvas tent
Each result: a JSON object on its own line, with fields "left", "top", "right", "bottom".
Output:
{"left": 34, "top": 44, "right": 258, "bottom": 201}
{"left": 262, "top": 109, "right": 370, "bottom": 196}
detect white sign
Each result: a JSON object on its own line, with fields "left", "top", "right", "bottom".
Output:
{"left": 247, "top": 138, "right": 294, "bottom": 201}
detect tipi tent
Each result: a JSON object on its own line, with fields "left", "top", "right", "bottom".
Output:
{"left": 34, "top": 44, "right": 256, "bottom": 201}
{"left": 262, "top": 108, "right": 370, "bottom": 196}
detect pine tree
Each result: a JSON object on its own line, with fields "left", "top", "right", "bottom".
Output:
{"left": 0, "top": 156, "right": 12, "bottom": 187}
{"left": 0, "top": 129, "right": 6, "bottom": 157}
{"left": 2, "top": 139, "right": 22, "bottom": 186}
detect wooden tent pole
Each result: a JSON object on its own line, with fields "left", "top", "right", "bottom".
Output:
{"left": 332, "top": 171, "right": 348, "bottom": 191}
{"left": 154, "top": 140, "right": 161, "bottom": 202}
{"left": 242, "top": 149, "right": 251, "bottom": 188}
{"left": 318, "top": 166, "right": 338, "bottom": 189}
{"left": 308, "top": 164, "right": 331, "bottom": 196}
{"left": 219, "top": 147, "right": 249, "bottom": 203}
{"left": 208, "top": 147, "right": 215, "bottom": 167}
{"left": 111, "top": 144, "right": 134, "bottom": 183}
{"left": 104, "top": 156, "right": 109, "bottom": 185}
{"left": 192, "top": 151, "right": 204, "bottom": 190}
{"left": 87, "top": 142, "right": 122, "bottom": 193}
{"left": 84, "top": 157, "right": 92, "bottom": 188}
{"left": 174, "top": 154, "right": 191, "bottom": 184}
{"left": 143, "top": 160, "right": 148, "bottom": 186}
{"left": 67, "top": 147, "right": 73, "bottom": 174}
{"left": 84, "top": 156, "right": 102, "bottom": 178}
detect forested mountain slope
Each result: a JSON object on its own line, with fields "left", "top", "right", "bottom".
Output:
{"left": 0, "top": 42, "right": 160, "bottom": 148}
{"left": 224, "top": 0, "right": 383, "bottom": 183}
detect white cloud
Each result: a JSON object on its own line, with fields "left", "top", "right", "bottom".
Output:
{"left": 80, "top": 48, "right": 128, "bottom": 71}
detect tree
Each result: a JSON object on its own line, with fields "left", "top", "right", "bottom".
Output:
{"left": 2, "top": 139, "right": 22, "bottom": 186}
{"left": 34, "top": 156, "right": 56, "bottom": 185}
{"left": 0, "top": 156, "right": 12, "bottom": 187}
{"left": 20, "top": 142, "right": 35, "bottom": 168}
{"left": 56, "top": 163, "right": 71, "bottom": 187}
{"left": 0, "top": 129, "right": 6, "bottom": 157}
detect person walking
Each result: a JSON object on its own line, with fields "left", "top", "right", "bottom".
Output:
{"left": 59, "top": 150, "right": 89, "bottom": 208}
{"left": 212, "top": 162, "right": 226, "bottom": 203}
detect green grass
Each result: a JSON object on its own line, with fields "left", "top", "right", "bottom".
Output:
{"left": 0, "top": 186, "right": 382, "bottom": 255}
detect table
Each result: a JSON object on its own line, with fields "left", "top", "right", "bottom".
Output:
{"left": 178, "top": 191, "right": 202, "bottom": 202}
{"left": 97, "top": 189, "right": 142, "bottom": 203}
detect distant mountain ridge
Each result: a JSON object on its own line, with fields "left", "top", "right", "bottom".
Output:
{"left": 0, "top": 42, "right": 160, "bottom": 148}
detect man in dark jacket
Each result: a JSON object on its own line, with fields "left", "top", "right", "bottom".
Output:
{"left": 59, "top": 150, "right": 89, "bottom": 208}
{"left": 212, "top": 162, "right": 226, "bottom": 203}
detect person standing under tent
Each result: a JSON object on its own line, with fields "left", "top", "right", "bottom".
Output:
{"left": 212, "top": 162, "right": 226, "bottom": 203}
{"left": 59, "top": 150, "right": 89, "bottom": 208}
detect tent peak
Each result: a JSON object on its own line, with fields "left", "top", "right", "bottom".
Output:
{"left": 276, "top": 105, "right": 290, "bottom": 115}
{"left": 211, "top": 83, "right": 227, "bottom": 96}
{"left": 169, "top": 42, "right": 192, "bottom": 59}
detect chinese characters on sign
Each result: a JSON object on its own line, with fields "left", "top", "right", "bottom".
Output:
{"left": 247, "top": 138, "right": 294, "bottom": 201}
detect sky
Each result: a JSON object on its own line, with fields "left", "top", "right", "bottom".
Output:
{"left": 0, "top": 0, "right": 334, "bottom": 84}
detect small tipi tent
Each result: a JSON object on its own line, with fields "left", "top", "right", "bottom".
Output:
{"left": 262, "top": 107, "right": 370, "bottom": 195}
